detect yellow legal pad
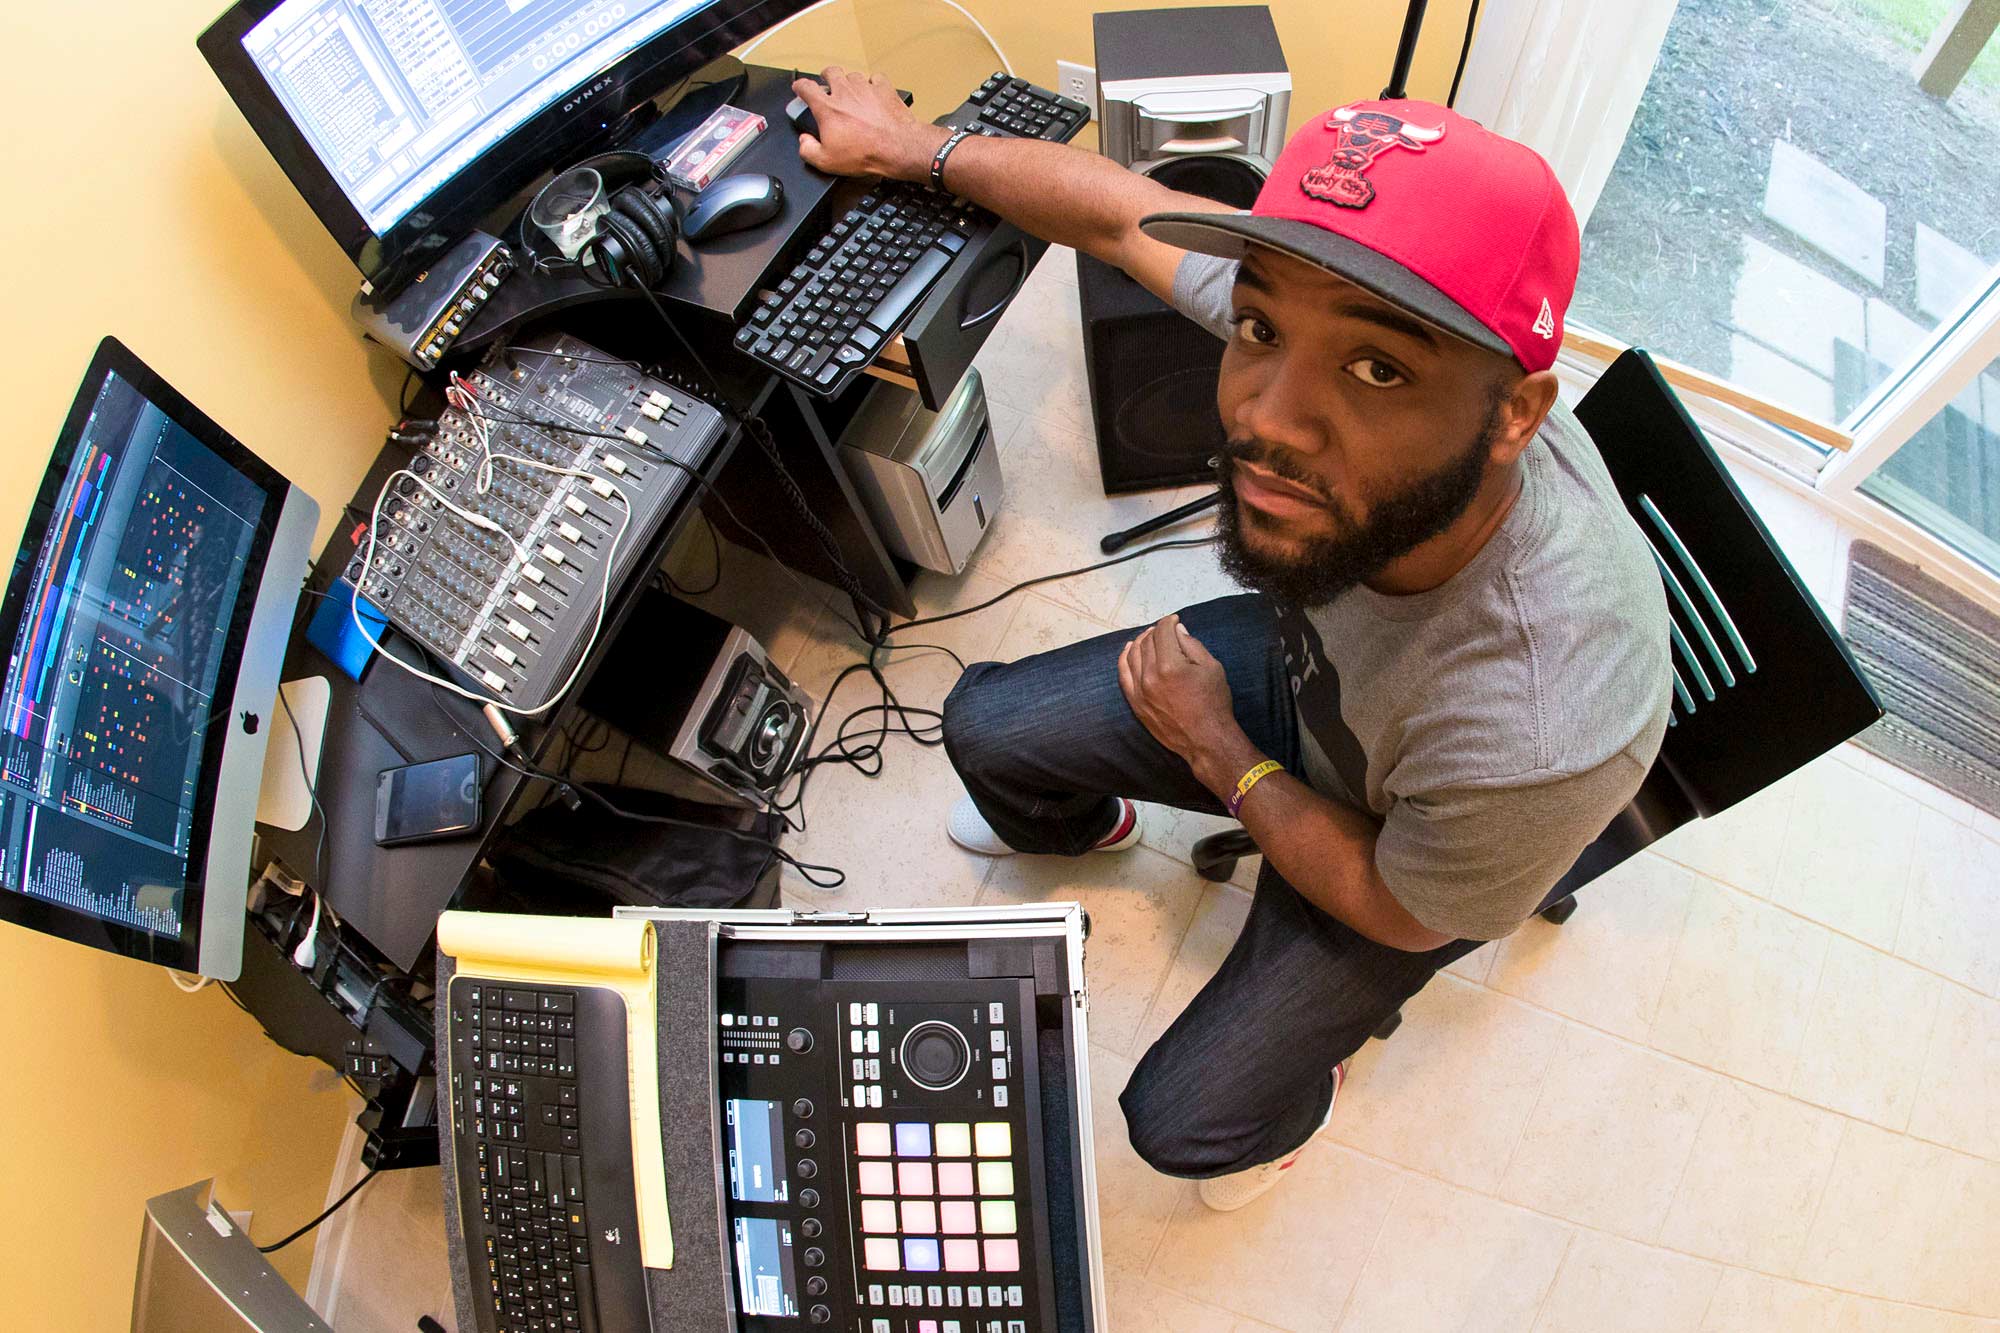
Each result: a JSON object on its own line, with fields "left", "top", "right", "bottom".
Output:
{"left": 437, "top": 910, "right": 673, "bottom": 1269}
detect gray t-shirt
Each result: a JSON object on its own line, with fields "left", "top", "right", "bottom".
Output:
{"left": 1173, "top": 252, "right": 1672, "bottom": 940}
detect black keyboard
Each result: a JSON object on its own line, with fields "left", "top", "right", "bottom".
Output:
{"left": 944, "top": 71, "right": 1092, "bottom": 142}
{"left": 735, "top": 73, "right": 1089, "bottom": 398}
{"left": 446, "top": 979, "right": 650, "bottom": 1333}
{"left": 733, "top": 183, "right": 984, "bottom": 394}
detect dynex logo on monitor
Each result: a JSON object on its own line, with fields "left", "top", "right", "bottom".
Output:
{"left": 563, "top": 75, "right": 617, "bottom": 115}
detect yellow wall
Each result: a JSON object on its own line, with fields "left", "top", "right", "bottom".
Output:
{"left": 0, "top": 1, "right": 393, "bottom": 1326}
{"left": 744, "top": 0, "right": 1481, "bottom": 142}
{"left": 0, "top": 1, "right": 1478, "bottom": 1325}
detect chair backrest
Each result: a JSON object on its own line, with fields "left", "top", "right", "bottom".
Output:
{"left": 1572, "top": 350, "right": 1884, "bottom": 821}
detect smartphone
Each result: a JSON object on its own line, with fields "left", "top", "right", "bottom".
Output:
{"left": 375, "top": 753, "right": 482, "bottom": 847}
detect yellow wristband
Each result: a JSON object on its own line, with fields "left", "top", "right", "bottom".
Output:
{"left": 1228, "top": 759, "right": 1282, "bottom": 817}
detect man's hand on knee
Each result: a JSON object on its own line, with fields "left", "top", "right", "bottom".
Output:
{"left": 1117, "top": 614, "right": 1248, "bottom": 772}
{"left": 792, "top": 66, "right": 947, "bottom": 182}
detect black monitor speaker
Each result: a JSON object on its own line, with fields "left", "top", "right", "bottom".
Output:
{"left": 1081, "top": 7, "right": 1290, "bottom": 493}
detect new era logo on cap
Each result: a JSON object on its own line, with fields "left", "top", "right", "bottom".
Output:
{"left": 1138, "top": 99, "right": 1581, "bottom": 374}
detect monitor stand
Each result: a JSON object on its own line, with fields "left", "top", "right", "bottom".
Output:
{"left": 255, "top": 676, "right": 330, "bottom": 832}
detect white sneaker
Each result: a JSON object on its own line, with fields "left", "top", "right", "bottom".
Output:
{"left": 1197, "top": 1061, "right": 1348, "bottom": 1213}
{"left": 946, "top": 796, "right": 1143, "bottom": 856}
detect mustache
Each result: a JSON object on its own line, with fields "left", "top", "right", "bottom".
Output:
{"left": 1215, "top": 437, "right": 1336, "bottom": 505}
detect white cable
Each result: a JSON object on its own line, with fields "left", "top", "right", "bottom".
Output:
{"left": 348, "top": 447, "right": 633, "bottom": 719}
{"left": 169, "top": 969, "right": 210, "bottom": 993}
{"left": 292, "top": 888, "right": 322, "bottom": 969}
{"left": 396, "top": 468, "right": 534, "bottom": 563}
{"left": 739, "top": 0, "right": 1013, "bottom": 77}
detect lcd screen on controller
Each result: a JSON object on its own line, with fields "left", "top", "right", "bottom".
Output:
{"left": 732, "top": 1216, "right": 800, "bottom": 1318}
{"left": 726, "top": 1098, "right": 789, "bottom": 1202}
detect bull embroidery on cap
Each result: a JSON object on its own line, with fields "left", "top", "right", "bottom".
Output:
{"left": 1300, "top": 105, "right": 1445, "bottom": 209}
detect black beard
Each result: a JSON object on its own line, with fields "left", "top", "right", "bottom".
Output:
{"left": 1213, "top": 407, "right": 1503, "bottom": 609}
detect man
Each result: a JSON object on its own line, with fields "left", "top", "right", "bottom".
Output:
{"left": 791, "top": 70, "right": 1670, "bottom": 1211}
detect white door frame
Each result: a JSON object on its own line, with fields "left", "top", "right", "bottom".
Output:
{"left": 1818, "top": 275, "right": 2000, "bottom": 501}
{"left": 1557, "top": 339, "right": 2000, "bottom": 618}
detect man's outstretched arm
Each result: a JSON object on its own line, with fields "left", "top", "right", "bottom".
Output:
{"left": 791, "top": 66, "right": 1235, "bottom": 304}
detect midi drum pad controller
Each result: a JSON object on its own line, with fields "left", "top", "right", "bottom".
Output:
{"left": 718, "top": 977, "right": 1058, "bottom": 1333}
{"left": 345, "top": 333, "right": 727, "bottom": 708}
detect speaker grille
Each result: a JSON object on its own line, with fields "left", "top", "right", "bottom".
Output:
{"left": 1144, "top": 155, "right": 1267, "bottom": 209}
{"left": 1110, "top": 363, "right": 1228, "bottom": 467}
{"left": 1079, "top": 146, "right": 1267, "bottom": 492}
{"left": 1080, "top": 266, "right": 1230, "bottom": 492}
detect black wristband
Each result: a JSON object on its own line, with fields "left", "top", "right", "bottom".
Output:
{"left": 930, "top": 128, "right": 972, "bottom": 191}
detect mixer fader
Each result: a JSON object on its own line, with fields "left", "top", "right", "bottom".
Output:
{"left": 344, "top": 333, "right": 727, "bottom": 709}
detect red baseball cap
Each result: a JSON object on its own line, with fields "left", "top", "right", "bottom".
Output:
{"left": 1139, "top": 99, "right": 1580, "bottom": 374}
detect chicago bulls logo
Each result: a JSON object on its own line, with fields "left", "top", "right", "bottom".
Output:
{"left": 1300, "top": 106, "right": 1445, "bottom": 209}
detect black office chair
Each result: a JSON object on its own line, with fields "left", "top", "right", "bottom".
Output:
{"left": 1191, "top": 350, "right": 1885, "bottom": 1040}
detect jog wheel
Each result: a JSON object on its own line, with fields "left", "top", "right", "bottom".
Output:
{"left": 898, "top": 1021, "right": 972, "bottom": 1091}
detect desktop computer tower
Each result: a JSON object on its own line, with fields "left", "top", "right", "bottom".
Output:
{"left": 581, "top": 591, "right": 813, "bottom": 809}
{"left": 1082, "top": 6, "right": 1290, "bottom": 492}
{"left": 836, "top": 368, "right": 1003, "bottom": 576}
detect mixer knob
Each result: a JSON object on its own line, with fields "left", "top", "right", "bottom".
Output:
{"left": 797, "top": 1159, "right": 818, "bottom": 1179}
{"left": 808, "top": 1305, "right": 831, "bottom": 1324}
{"left": 805, "top": 1276, "right": 828, "bottom": 1298}
{"left": 794, "top": 1129, "right": 816, "bottom": 1150}
{"left": 786, "top": 1027, "right": 813, "bottom": 1053}
{"left": 800, "top": 1218, "right": 822, "bottom": 1239}
{"left": 803, "top": 1247, "right": 825, "bottom": 1268}
{"left": 792, "top": 1099, "right": 813, "bottom": 1119}
{"left": 799, "top": 1189, "right": 820, "bottom": 1209}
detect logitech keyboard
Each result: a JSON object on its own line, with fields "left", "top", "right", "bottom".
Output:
{"left": 736, "top": 73, "right": 1090, "bottom": 399}
{"left": 446, "top": 979, "right": 650, "bottom": 1333}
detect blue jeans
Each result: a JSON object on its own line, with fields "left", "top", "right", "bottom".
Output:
{"left": 942, "top": 593, "right": 1486, "bottom": 1178}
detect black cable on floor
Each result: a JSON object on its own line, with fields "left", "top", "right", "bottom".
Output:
{"left": 881, "top": 537, "right": 1214, "bottom": 641}
{"left": 258, "top": 1167, "right": 382, "bottom": 1254}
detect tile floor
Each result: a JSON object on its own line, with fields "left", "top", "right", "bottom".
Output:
{"left": 323, "top": 248, "right": 2000, "bottom": 1331}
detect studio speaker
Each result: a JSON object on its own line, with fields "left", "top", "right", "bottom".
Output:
{"left": 1080, "top": 6, "right": 1290, "bottom": 493}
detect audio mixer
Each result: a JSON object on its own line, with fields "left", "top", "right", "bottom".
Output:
{"left": 717, "top": 974, "right": 1060, "bottom": 1333}
{"left": 344, "top": 333, "right": 727, "bottom": 710}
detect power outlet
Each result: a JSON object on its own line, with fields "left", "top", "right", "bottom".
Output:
{"left": 1057, "top": 60, "right": 1097, "bottom": 119}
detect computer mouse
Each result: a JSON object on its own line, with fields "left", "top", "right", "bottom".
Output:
{"left": 786, "top": 93, "right": 820, "bottom": 139}
{"left": 788, "top": 79, "right": 915, "bottom": 141}
{"left": 681, "top": 173, "right": 785, "bottom": 242}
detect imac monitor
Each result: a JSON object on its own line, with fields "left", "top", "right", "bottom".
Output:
{"left": 197, "top": 0, "right": 819, "bottom": 284}
{"left": 0, "top": 338, "right": 319, "bottom": 979}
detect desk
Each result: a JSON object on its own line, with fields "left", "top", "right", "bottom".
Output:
{"left": 251, "top": 60, "right": 1043, "bottom": 977}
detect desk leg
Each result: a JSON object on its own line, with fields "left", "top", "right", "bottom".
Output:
{"left": 708, "top": 380, "right": 917, "bottom": 618}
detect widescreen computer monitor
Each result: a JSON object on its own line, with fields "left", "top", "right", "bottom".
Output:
{"left": 0, "top": 338, "right": 319, "bottom": 980}
{"left": 198, "top": 0, "right": 819, "bottom": 284}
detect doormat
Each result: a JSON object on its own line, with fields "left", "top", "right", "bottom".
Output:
{"left": 1843, "top": 541, "right": 2000, "bottom": 820}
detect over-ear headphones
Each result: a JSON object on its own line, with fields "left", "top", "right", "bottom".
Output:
{"left": 583, "top": 183, "right": 684, "bottom": 291}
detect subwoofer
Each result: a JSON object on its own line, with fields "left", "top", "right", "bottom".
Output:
{"left": 1082, "top": 6, "right": 1290, "bottom": 492}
